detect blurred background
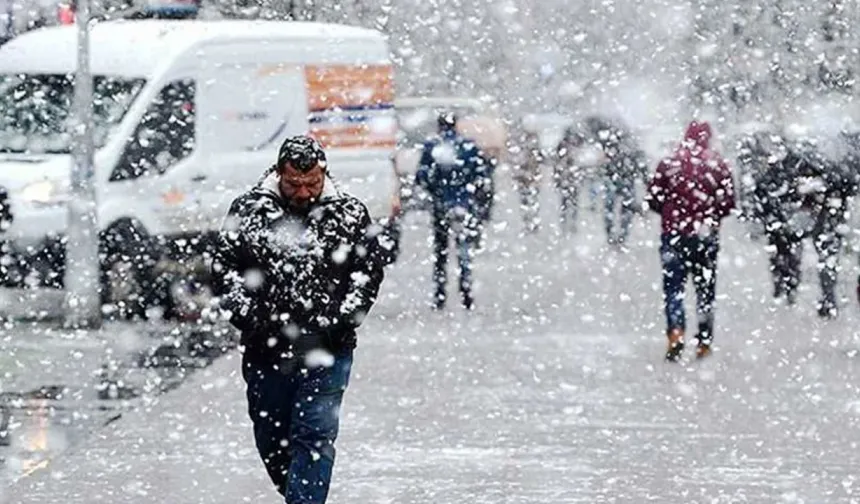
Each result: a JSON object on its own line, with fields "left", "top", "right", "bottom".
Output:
{"left": 2, "top": 0, "right": 859, "bottom": 135}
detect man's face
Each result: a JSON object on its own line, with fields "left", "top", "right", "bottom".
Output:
{"left": 278, "top": 163, "right": 325, "bottom": 209}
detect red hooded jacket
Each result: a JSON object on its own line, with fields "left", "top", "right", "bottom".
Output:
{"left": 646, "top": 121, "right": 735, "bottom": 236}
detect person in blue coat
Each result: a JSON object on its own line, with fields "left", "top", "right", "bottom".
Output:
{"left": 415, "top": 112, "right": 488, "bottom": 310}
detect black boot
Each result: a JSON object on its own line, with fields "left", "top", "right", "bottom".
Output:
{"left": 817, "top": 298, "right": 838, "bottom": 320}
{"left": 785, "top": 288, "right": 798, "bottom": 306}
{"left": 433, "top": 290, "right": 446, "bottom": 311}
{"left": 462, "top": 292, "right": 474, "bottom": 311}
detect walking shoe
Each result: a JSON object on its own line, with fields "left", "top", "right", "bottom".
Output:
{"left": 817, "top": 299, "right": 838, "bottom": 320}
{"left": 695, "top": 343, "right": 712, "bottom": 360}
{"left": 772, "top": 282, "right": 783, "bottom": 300}
{"left": 462, "top": 294, "right": 475, "bottom": 311}
{"left": 665, "top": 328, "right": 685, "bottom": 362}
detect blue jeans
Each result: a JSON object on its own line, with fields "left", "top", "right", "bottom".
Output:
{"left": 604, "top": 178, "right": 635, "bottom": 245}
{"left": 242, "top": 352, "right": 353, "bottom": 504}
{"left": 660, "top": 234, "right": 719, "bottom": 344}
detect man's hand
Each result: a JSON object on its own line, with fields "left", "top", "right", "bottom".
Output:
{"left": 199, "top": 304, "right": 225, "bottom": 325}
{"left": 212, "top": 289, "right": 257, "bottom": 331}
{"left": 390, "top": 193, "right": 402, "bottom": 217}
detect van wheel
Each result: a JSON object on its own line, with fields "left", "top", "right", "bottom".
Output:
{"left": 100, "top": 221, "right": 160, "bottom": 321}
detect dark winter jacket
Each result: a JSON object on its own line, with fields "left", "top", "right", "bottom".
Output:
{"left": 646, "top": 121, "right": 736, "bottom": 236}
{"left": 415, "top": 129, "right": 489, "bottom": 212}
{"left": 594, "top": 127, "right": 646, "bottom": 184}
{"left": 211, "top": 168, "right": 385, "bottom": 363}
{"left": 752, "top": 148, "right": 806, "bottom": 237}
{"left": 754, "top": 141, "right": 857, "bottom": 239}
{"left": 0, "top": 186, "right": 12, "bottom": 232}
{"left": 512, "top": 133, "right": 543, "bottom": 187}
{"left": 554, "top": 128, "right": 590, "bottom": 189}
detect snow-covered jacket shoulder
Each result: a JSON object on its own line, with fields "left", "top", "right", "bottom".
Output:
{"left": 415, "top": 130, "right": 488, "bottom": 210}
{"left": 210, "top": 169, "right": 385, "bottom": 361}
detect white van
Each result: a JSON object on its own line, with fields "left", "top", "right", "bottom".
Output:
{"left": 0, "top": 19, "right": 399, "bottom": 315}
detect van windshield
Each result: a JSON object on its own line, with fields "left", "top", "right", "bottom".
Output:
{"left": 0, "top": 74, "right": 145, "bottom": 154}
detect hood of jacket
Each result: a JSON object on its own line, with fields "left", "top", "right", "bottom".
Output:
{"left": 683, "top": 121, "right": 712, "bottom": 150}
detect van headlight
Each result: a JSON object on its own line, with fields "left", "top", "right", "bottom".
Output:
{"left": 21, "top": 181, "right": 69, "bottom": 205}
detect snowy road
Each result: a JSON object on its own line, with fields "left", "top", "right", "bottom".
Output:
{"left": 5, "top": 178, "right": 860, "bottom": 503}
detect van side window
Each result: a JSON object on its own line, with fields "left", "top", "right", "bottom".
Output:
{"left": 110, "top": 79, "right": 195, "bottom": 181}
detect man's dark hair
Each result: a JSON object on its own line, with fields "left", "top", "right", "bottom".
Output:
{"left": 277, "top": 135, "right": 327, "bottom": 173}
{"left": 438, "top": 112, "right": 457, "bottom": 132}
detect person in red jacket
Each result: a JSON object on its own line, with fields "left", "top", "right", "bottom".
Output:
{"left": 646, "top": 121, "right": 735, "bottom": 361}
{"left": 57, "top": 1, "right": 76, "bottom": 24}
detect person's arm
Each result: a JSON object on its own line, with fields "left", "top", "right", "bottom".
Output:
{"left": 751, "top": 169, "right": 773, "bottom": 225}
{"left": 414, "top": 143, "right": 434, "bottom": 191}
{"left": 209, "top": 198, "right": 259, "bottom": 331}
{"left": 467, "top": 141, "right": 494, "bottom": 185}
{"left": 210, "top": 193, "right": 291, "bottom": 331}
{"left": 321, "top": 206, "right": 385, "bottom": 332}
{"left": 0, "top": 187, "right": 12, "bottom": 231}
{"left": 715, "top": 159, "right": 736, "bottom": 219}
{"left": 645, "top": 159, "right": 668, "bottom": 213}
{"left": 634, "top": 149, "right": 649, "bottom": 182}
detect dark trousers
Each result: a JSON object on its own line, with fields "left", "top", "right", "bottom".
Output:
{"left": 517, "top": 183, "right": 540, "bottom": 233}
{"left": 604, "top": 178, "right": 635, "bottom": 245}
{"left": 432, "top": 207, "right": 476, "bottom": 307}
{"left": 242, "top": 352, "right": 353, "bottom": 504}
{"left": 767, "top": 230, "right": 802, "bottom": 302}
{"left": 475, "top": 175, "right": 495, "bottom": 225}
{"left": 557, "top": 183, "right": 578, "bottom": 233}
{"left": 660, "top": 234, "right": 719, "bottom": 345}
{"left": 812, "top": 226, "right": 842, "bottom": 312}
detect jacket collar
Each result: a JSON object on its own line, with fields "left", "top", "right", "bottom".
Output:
{"left": 257, "top": 169, "right": 341, "bottom": 208}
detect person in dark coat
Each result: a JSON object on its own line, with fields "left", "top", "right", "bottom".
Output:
{"left": 210, "top": 135, "right": 385, "bottom": 504}
{"left": 750, "top": 133, "right": 805, "bottom": 305}
{"left": 845, "top": 133, "right": 860, "bottom": 312}
{"left": 554, "top": 127, "right": 589, "bottom": 234}
{"left": 646, "top": 120, "right": 735, "bottom": 361}
{"left": 0, "top": 186, "right": 17, "bottom": 287}
{"left": 735, "top": 129, "right": 774, "bottom": 229}
{"left": 415, "top": 113, "right": 489, "bottom": 310}
{"left": 591, "top": 119, "right": 647, "bottom": 247}
{"left": 788, "top": 136, "right": 858, "bottom": 318}
{"left": 750, "top": 130, "right": 860, "bottom": 317}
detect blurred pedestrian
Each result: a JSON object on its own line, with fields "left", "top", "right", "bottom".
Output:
{"left": 788, "top": 136, "right": 858, "bottom": 318}
{"left": 473, "top": 152, "right": 496, "bottom": 246}
{"left": 415, "top": 112, "right": 488, "bottom": 310}
{"left": 750, "top": 132, "right": 805, "bottom": 305}
{"left": 211, "top": 135, "right": 385, "bottom": 503}
{"left": 593, "top": 121, "right": 646, "bottom": 247}
{"left": 554, "top": 127, "right": 588, "bottom": 234}
{"left": 646, "top": 120, "right": 735, "bottom": 361}
{"left": 512, "top": 130, "right": 543, "bottom": 234}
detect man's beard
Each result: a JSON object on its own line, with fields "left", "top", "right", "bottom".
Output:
{"left": 287, "top": 197, "right": 316, "bottom": 214}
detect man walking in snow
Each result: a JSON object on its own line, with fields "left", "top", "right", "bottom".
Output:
{"left": 416, "top": 112, "right": 489, "bottom": 310}
{"left": 210, "top": 135, "right": 385, "bottom": 503}
{"left": 646, "top": 121, "right": 735, "bottom": 361}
